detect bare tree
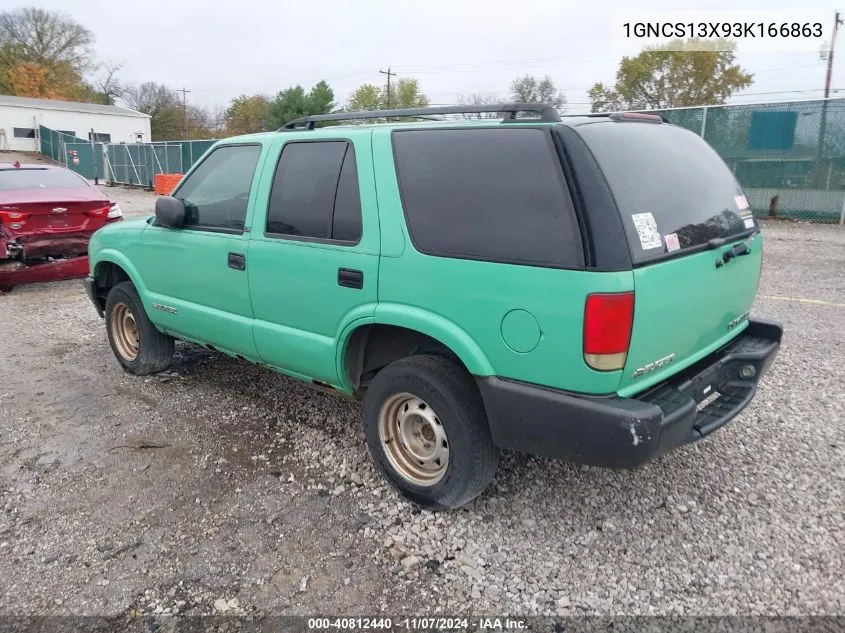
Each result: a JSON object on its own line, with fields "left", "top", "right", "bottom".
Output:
{"left": 0, "top": 7, "right": 94, "bottom": 72}
{"left": 459, "top": 93, "right": 505, "bottom": 119}
{"left": 92, "top": 61, "right": 125, "bottom": 104}
{"left": 122, "top": 82, "right": 182, "bottom": 140}
{"left": 510, "top": 75, "right": 566, "bottom": 111}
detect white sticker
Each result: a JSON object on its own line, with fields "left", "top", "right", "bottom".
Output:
{"left": 735, "top": 194, "right": 749, "bottom": 210}
{"left": 744, "top": 217, "right": 755, "bottom": 229}
{"left": 631, "top": 212, "right": 662, "bottom": 250}
{"left": 664, "top": 232, "right": 681, "bottom": 252}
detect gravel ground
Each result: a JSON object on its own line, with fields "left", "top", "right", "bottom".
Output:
{"left": 0, "top": 218, "right": 843, "bottom": 619}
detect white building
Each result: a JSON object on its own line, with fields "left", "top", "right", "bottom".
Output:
{"left": 0, "top": 94, "right": 151, "bottom": 152}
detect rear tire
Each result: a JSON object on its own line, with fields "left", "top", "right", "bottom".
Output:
{"left": 363, "top": 354, "right": 499, "bottom": 509}
{"left": 105, "top": 280, "right": 174, "bottom": 375}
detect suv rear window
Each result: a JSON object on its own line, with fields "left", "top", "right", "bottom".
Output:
{"left": 576, "top": 121, "right": 754, "bottom": 265}
{"left": 392, "top": 127, "right": 581, "bottom": 268}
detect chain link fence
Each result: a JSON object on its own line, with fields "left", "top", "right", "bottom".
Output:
{"left": 619, "top": 98, "right": 845, "bottom": 224}
{"left": 38, "top": 125, "right": 219, "bottom": 188}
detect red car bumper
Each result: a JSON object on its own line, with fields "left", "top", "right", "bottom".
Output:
{"left": 0, "top": 255, "right": 90, "bottom": 293}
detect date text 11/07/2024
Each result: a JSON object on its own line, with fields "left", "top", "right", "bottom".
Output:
{"left": 307, "top": 617, "right": 529, "bottom": 630}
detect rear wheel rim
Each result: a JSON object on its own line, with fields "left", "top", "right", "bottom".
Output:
{"left": 378, "top": 392, "right": 449, "bottom": 487}
{"left": 111, "top": 302, "right": 140, "bottom": 361}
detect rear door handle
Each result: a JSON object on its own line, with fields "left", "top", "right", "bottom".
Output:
{"left": 338, "top": 268, "right": 363, "bottom": 289}
{"left": 228, "top": 252, "right": 246, "bottom": 270}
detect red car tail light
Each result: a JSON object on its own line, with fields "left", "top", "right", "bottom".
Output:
{"left": 84, "top": 206, "right": 111, "bottom": 218}
{"left": 0, "top": 211, "right": 28, "bottom": 224}
{"left": 583, "top": 291, "right": 635, "bottom": 371}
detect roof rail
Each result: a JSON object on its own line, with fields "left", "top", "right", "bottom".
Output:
{"left": 280, "top": 103, "right": 561, "bottom": 130}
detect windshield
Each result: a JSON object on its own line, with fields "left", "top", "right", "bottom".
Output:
{"left": 0, "top": 168, "right": 89, "bottom": 191}
{"left": 577, "top": 121, "right": 755, "bottom": 264}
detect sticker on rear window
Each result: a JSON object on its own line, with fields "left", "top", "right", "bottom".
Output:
{"left": 664, "top": 232, "right": 680, "bottom": 252}
{"left": 735, "top": 194, "right": 749, "bottom": 210}
{"left": 744, "top": 217, "right": 755, "bottom": 229}
{"left": 631, "top": 212, "right": 662, "bottom": 250}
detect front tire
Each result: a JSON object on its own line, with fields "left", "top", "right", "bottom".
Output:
{"left": 104, "top": 281, "right": 174, "bottom": 375}
{"left": 363, "top": 355, "right": 499, "bottom": 509}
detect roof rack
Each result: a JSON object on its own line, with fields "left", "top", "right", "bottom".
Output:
{"left": 280, "top": 103, "right": 561, "bottom": 130}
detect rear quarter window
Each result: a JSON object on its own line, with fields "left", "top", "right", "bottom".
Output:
{"left": 577, "top": 121, "right": 753, "bottom": 264}
{"left": 391, "top": 127, "right": 582, "bottom": 268}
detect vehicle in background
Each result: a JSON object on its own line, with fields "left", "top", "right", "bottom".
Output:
{"left": 0, "top": 161, "right": 122, "bottom": 293}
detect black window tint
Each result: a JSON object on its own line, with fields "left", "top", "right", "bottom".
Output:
{"left": 392, "top": 128, "right": 581, "bottom": 268}
{"left": 266, "top": 141, "right": 348, "bottom": 240}
{"left": 13, "top": 127, "right": 35, "bottom": 139}
{"left": 577, "top": 122, "right": 751, "bottom": 264}
{"left": 175, "top": 144, "right": 261, "bottom": 232}
{"left": 332, "top": 146, "right": 362, "bottom": 242}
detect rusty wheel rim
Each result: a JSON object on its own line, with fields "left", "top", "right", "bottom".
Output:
{"left": 111, "top": 302, "right": 139, "bottom": 361}
{"left": 378, "top": 392, "right": 449, "bottom": 487}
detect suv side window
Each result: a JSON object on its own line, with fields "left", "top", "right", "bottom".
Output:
{"left": 392, "top": 128, "right": 581, "bottom": 268}
{"left": 174, "top": 144, "right": 261, "bottom": 233}
{"left": 266, "top": 141, "right": 362, "bottom": 243}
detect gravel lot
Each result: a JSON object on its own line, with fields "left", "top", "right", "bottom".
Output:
{"left": 0, "top": 201, "right": 843, "bottom": 619}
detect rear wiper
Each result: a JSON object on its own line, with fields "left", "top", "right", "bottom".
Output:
{"left": 715, "top": 232, "right": 756, "bottom": 267}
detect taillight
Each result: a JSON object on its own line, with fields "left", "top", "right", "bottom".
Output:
{"left": 0, "top": 211, "right": 28, "bottom": 223}
{"left": 85, "top": 206, "right": 111, "bottom": 217}
{"left": 583, "top": 292, "right": 635, "bottom": 371}
{"left": 106, "top": 203, "right": 123, "bottom": 220}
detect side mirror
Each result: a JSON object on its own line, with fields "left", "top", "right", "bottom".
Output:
{"left": 154, "top": 196, "right": 185, "bottom": 229}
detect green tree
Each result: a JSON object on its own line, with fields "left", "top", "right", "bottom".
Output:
{"left": 225, "top": 94, "right": 270, "bottom": 135}
{"left": 123, "top": 81, "right": 182, "bottom": 140}
{"left": 588, "top": 38, "right": 753, "bottom": 112}
{"left": 345, "top": 78, "right": 429, "bottom": 116}
{"left": 346, "top": 83, "right": 382, "bottom": 112}
{"left": 266, "top": 80, "right": 336, "bottom": 128}
{"left": 510, "top": 75, "right": 566, "bottom": 110}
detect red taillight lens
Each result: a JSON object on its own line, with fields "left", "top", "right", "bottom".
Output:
{"left": 583, "top": 292, "right": 635, "bottom": 371}
{"left": 84, "top": 206, "right": 110, "bottom": 217}
{"left": 610, "top": 112, "right": 664, "bottom": 123}
{"left": 0, "top": 211, "right": 27, "bottom": 222}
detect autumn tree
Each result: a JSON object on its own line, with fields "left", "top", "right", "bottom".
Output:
{"left": 588, "top": 38, "right": 753, "bottom": 112}
{"left": 266, "top": 80, "right": 336, "bottom": 129}
{"left": 510, "top": 75, "right": 566, "bottom": 110}
{"left": 0, "top": 7, "right": 95, "bottom": 99}
{"left": 224, "top": 95, "right": 269, "bottom": 134}
{"left": 346, "top": 84, "right": 382, "bottom": 112}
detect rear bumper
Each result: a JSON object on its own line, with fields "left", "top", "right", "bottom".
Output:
{"left": 0, "top": 256, "right": 90, "bottom": 293}
{"left": 477, "top": 318, "right": 783, "bottom": 468}
{"left": 83, "top": 275, "right": 104, "bottom": 318}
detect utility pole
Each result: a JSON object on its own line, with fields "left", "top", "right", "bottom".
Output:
{"left": 177, "top": 87, "right": 191, "bottom": 138}
{"left": 825, "top": 12, "right": 844, "bottom": 98}
{"left": 379, "top": 68, "right": 397, "bottom": 109}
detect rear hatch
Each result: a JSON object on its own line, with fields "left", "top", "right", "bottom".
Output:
{"left": 577, "top": 118, "right": 762, "bottom": 396}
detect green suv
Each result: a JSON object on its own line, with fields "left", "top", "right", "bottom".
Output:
{"left": 84, "top": 104, "right": 782, "bottom": 509}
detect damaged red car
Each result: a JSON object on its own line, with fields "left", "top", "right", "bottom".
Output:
{"left": 0, "top": 161, "right": 122, "bottom": 293}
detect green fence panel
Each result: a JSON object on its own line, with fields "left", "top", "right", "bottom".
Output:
{"left": 64, "top": 142, "right": 104, "bottom": 180}
{"left": 181, "top": 140, "right": 216, "bottom": 173}
{"left": 608, "top": 98, "right": 845, "bottom": 223}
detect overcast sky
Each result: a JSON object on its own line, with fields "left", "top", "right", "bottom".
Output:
{"left": 16, "top": 0, "right": 845, "bottom": 112}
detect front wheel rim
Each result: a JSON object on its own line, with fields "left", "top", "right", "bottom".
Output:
{"left": 377, "top": 392, "right": 449, "bottom": 486}
{"left": 111, "top": 302, "right": 140, "bottom": 361}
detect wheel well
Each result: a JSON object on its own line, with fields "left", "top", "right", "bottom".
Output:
{"left": 92, "top": 262, "right": 130, "bottom": 310}
{"left": 345, "top": 325, "right": 469, "bottom": 394}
